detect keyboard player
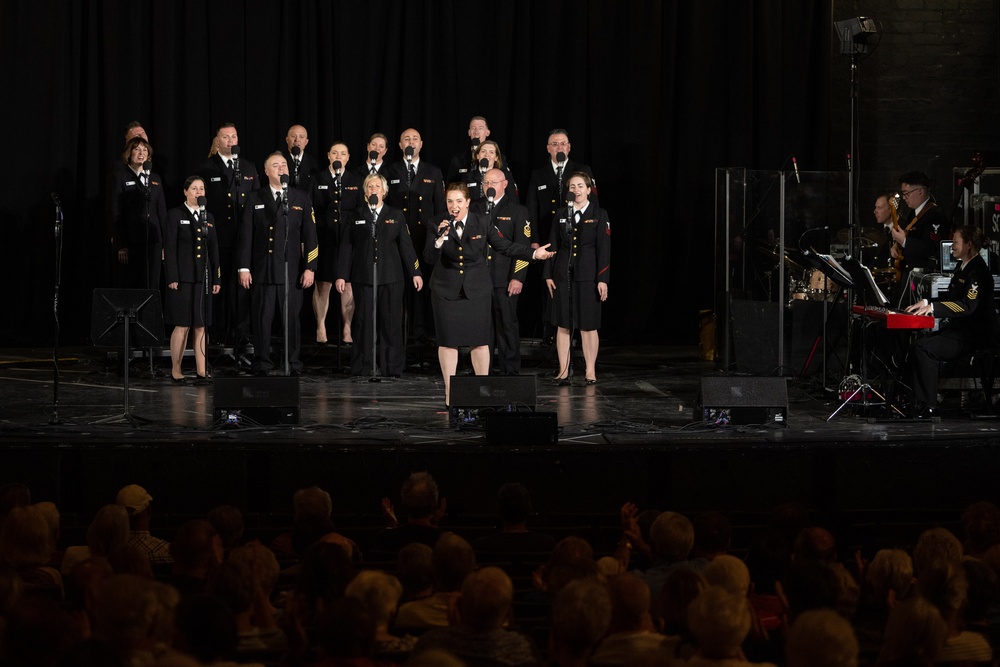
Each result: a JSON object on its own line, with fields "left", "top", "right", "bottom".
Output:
{"left": 906, "top": 226, "right": 999, "bottom": 417}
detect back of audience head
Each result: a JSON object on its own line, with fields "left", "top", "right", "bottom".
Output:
{"left": 432, "top": 532, "right": 476, "bottom": 592}
{"left": 606, "top": 572, "right": 652, "bottom": 633}
{"left": 314, "top": 596, "right": 376, "bottom": 659}
{"left": 397, "top": 542, "right": 434, "bottom": 600}
{"left": 228, "top": 541, "right": 280, "bottom": 598}
{"left": 115, "top": 484, "right": 154, "bottom": 528}
{"left": 169, "top": 519, "right": 222, "bottom": 573}
{"left": 0, "top": 482, "right": 31, "bottom": 520}
{"left": 866, "top": 548, "right": 914, "bottom": 604}
{"left": 401, "top": 472, "right": 439, "bottom": 521}
{"left": 687, "top": 585, "right": 752, "bottom": 659}
{"left": 961, "top": 500, "right": 1000, "bottom": 557}
{"left": 692, "top": 510, "right": 732, "bottom": 558}
{"left": 206, "top": 504, "right": 244, "bottom": 551}
{"left": 174, "top": 594, "right": 237, "bottom": 663}
{"left": 293, "top": 485, "right": 333, "bottom": 523}
{"left": 878, "top": 594, "right": 948, "bottom": 666}
{"left": 93, "top": 574, "right": 168, "bottom": 653}
{"left": 0, "top": 504, "right": 53, "bottom": 568}
{"left": 649, "top": 511, "right": 694, "bottom": 563}
{"left": 65, "top": 556, "right": 113, "bottom": 611}
{"left": 87, "top": 504, "right": 130, "bottom": 558}
{"left": 296, "top": 540, "right": 355, "bottom": 604}
{"left": 960, "top": 558, "right": 998, "bottom": 626}
{"left": 794, "top": 526, "right": 837, "bottom": 563}
{"left": 703, "top": 554, "right": 751, "bottom": 599}
{"left": 108, "top": 543, "right": 154, "bottom": 579}
{"left": 406, "top": 647, "right": 466, "bottom": 667}
{"left": 543, "top": 536, "right": 597, "bottom": 594}
{"left": 786, "top": 608, "right": 858, "bottom": 667}
{"left": 345, "top": 569, "right": 404, "bottom": 629}
{"left": 549, "top": 577, "right": 612, "bottom": 663}
{"left": 33, "top": 501, "right": 60, "bottom": 548}
{"left": 917, "top": 562, "right": 967, "bottom": 625}
{"left": 206, "top": 561, "right": 252, "bottom": 615}
{"left": 778, "top": 559, "right": 843, "bottom": 622}
{"left": 496, "top": 482, "right": 533, "bottom": 526}
{"left": 457, "top": 567, "right": 513, "bottom": 632}
{"left": 912, "top": 527, "right": 962, "bottom": 577}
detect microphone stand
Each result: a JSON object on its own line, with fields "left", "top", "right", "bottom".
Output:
{"left": 228, "top": 153, "right": 244, "bottom": 354}
{"left": 51, "top": 195, "right": 64, "bottom": 424}
{"left": 200, "top": 206, "right": 210, "bottom": 378}
{"left": 368, "top": 202, "right": 383, "bottom": 381}
{"left": 282, "top": 184, "right": 291, "bottom": 377}
{"left": 563, "top": 198, "right": 577, "bottom": 382}
{"left": 334, "top": 168, "right": 345, "bottom": 367}
{"left": 142, "top": 166, "right": 157, "bottom": 378}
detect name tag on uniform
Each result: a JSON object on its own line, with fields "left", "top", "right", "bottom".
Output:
{"left": 466, "top": 181, "right": 477, "bottom": 187}
{"left": 537, "top": 184, "right": 547, "bottom": 190}
{"left": 180, "top": 220, "right": 190, "bottom": 225}
{"left": 355, "top": 219, "right": 366, "bottom": 225}
{"left": 125, "top": 181, "right": 136, "bottom": 186}
{"left": 255, "top": 204, "right": 265, "bottom": 210}
{"left": 458, "top": 168, "right": 468, "bottom": 174}
{"left": 390, "top": 179, "right": 401, "bottom": 184}
{"left": 211, "top": 177, "right": 222, "bottom": 182}
{"left": 317, "top": 185, "right": 328, "bottom": 190}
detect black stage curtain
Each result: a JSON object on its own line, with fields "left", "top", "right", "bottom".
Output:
{"left": 0, "top": 0, "right": 831, "bottom": 345}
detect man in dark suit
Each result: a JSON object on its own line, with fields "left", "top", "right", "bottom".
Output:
{"left": 525, "top": 129, "right": 598, "bottom": 344}
{"left": 237, "top": 153, "right": 317, "bottom": 376}
{"left": 336, "top": 173, "right": 424, "bottom": 377}
{"left": 891, "top": 171, "right": 948, "bottom": 306}
{"left": 282, "top": 124, "right": 320, "bottom": 193}
{"left": 385, "top": 128, "right": 446, "bottom": 342}
{"left": 200, "top": 122, "right": 260, "bottom": 346}
{"left": 471, "top": 169, "right": 533, "bottom": 375}
{"left": 446, "top": 116, "right": 491, "bottom": 184}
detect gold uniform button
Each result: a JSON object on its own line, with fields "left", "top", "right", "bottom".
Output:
{"left": 196, "top": 254, "right": 201, "bottom": 259}
{"left": 269, "top": 250, "right": 273, "bottom": 254}
{"left": 458, "top": 255, "right": 463, "bottom": 260}
{"left": 573, "top": 253, "right": 577, "bottom": 257}
{"left": 459, "top": 270, "right": 464, "bottom": 275}
{"left": 457, "top": 246, "right": 463, "bottom": 251}
{"left": 269, "top": 238, "right": 273, "bottom": 242}
{"left": 197, "top": 228, "right": 202, "bottom": 232}
{"left": 419, "top": 196, "right": 423, "bottom": 201}
{"left": 197, "top": 245, "right": 202, "bottom": 250}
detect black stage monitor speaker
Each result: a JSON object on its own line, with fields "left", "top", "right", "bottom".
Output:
{"left": 485, "top": 412, "right": 558, "bottom": 445}
{"left": 698, "top": 376, "right": 788, "bottom": 426}
{"left": 213, "top": 376, "right": 300, "bottom": 425}
{"left": 450, "top": 375, "right": 536, "bottom": 410}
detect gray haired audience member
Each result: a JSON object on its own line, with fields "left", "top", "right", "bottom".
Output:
{"left": 590, "top": 573, "right": 672, "bottom": 667}
{"left": 397, "top": 541, "right": 434, "bottom": 602}
{"left": 346, "top": 569, "right": 418, "bottom": 657}
{"left": 785, "top": 608, "right": 858, "bottom": 667}
{"left": 548, "top": 577, "right": 612, "bottom": 667}
{"left": 373, "top": 471, "right": 445, "bottom": 555}
{"left": 686, "top": 585, "right": 775, "bottom": 666}
{"left": 62, "top": 504, "right": 130, "bottom": 575}
{"left": 395, "top": 532, "right": 476, "bottom": 630}
{"left": 634, "top": 511, "right": 697, "bottom": 603}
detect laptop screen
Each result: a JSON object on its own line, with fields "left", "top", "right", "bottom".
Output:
{"left": 940, "top": 240, "right": 990, "bottom": 273}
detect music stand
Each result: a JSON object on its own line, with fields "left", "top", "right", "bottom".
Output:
{"left": 90, "top": 289, "right": 164, "bottom": 425}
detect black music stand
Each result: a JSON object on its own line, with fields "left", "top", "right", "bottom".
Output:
{"left": 91, "top": 289, "right": 164, "bottom": 425}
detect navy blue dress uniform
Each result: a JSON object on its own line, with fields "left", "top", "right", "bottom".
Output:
{"left": 163, "top": 204, "right": 221, "bottom": 327}
{"left": 465, "top": 166, "right": 520, "bottom": 204}
{"left": 337, "top": 204, "right": 422, "bottom": 376}
{"left": 900, "top": 202, "right": 948, "bottom": 272}
{"left": 525, "top": 160, "right": 597, "bottom": 339}
{"left": 385, "top": 160, "right": 446, "bottom": 340}
{"left": 237, "top": 187, "right": 318, "bottom": 374}
{"left": 199, "top": 152, "right": 259, "bottom": 344}
{"left": 311, "top": 168, "right": 362, "bottom": 284}
{"left": 446, "top": 146, "right": 479, "bottom": 185}
{"left": 543, "top": 202, "right": 611, "bottom": 331}
{"left": 471, "top": 195, "right": 532, "bottom": 374}
{"left": 283, "top": 150, "right": 320, "bottom": 193}
{"left": 424, "top": 212, "right": 536, "bottom": 348}
{"left": 911, "top": 253, "right": 999, "bottom": 409}
{"left": 110, "top": 165, "right": 167, "bottom": 290}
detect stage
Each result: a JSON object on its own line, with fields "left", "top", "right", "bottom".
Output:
{"left": 2, "top": 340, "right": 1000, "bottom": 527}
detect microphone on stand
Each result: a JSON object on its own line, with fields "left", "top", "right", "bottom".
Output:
{"left": 290, "top": 145, "right": 301, "bottom": 185}
{"left": 197, "top": 195, "right": 207, "bottom": 220}
{"left": 197, "top": 196, "right": 209, "bottom": 294}
{"left": 792, "top": 156, "right": 801, "bottom": 184}
{"left": 368, "top": 193, "right": 379, "bottom": 239}
{"left": 470, "top": 137, "right": 481, "bottom": 170}
{"left": 142, "top": 160, "right": 152, "bottom": 193}
{"left": 231, "top": 145, "right": 242, "bottom": 181}
{"left": 486, "top": 187, "right": 496, "bottom": 216}
{"left": 280, "top": 174, "right": 290, "bottom": 214}
{"left": 332, "top": 160, "right": 343, "bottom": 189}
{"left": 404, "top": 146, "right": 415, "bottom": 187}
{"left": 368, "top": 150, "right": 378, "bottom": 172}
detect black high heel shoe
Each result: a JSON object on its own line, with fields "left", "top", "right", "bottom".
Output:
{"left": 171, "top": 375, "right": 186, "bottom": 384}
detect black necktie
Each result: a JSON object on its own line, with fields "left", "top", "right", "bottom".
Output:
{"left": 408, "top": 163, "right": 416, "bottom": 182}
{"left": 369, "top": 164, "right": 376, "bottom": 174}
{"left": 274, "top": 191, "right": 282, "bottom": 209}
{"left": 556, "top": 165, "right": 563, "bottom": 191}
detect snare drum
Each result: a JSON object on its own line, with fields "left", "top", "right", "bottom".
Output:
{"left": 806, "top": 268, "right": 839, "bottom": 302}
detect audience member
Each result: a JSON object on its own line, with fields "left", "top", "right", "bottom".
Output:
{"left": 876, "top": 594, "right": 948, "bottom": 666}
{"left": 686, "top": 585, "right": 775, "bottom": 667}
{"left": 346, "top": 570, "right": 418, "bottom": 658}
{"left": 703, "top": 554, "right": 751, "bottom": 599}
{"left": 0, "top": 483, "right": 31, "bottom": 523}
{"left": 473, "top": 483, "right": 556, "bottom": 556}
{"left": 206, "top": 561, "right": 286, "bottom": 658}
{"left": 590, "top": 573, "right": 671, "bottom": 667}
{"left": 282, "top": 541, "right": 355, "bottom": 657}
{"left": 270, "top": 486, "right": 359, "bottom": 562}
{"left": 657, "top": 567, "right": 707, "bottom": 659}
{"left": 61, "top": 504, "right": 130, "bottom": 575}
{"left": 0, "top": 504, "right": 62, "bottom": 596}
{"left": 227, "top": 542, "right": 281, "bottom": 615}
{"left": 912, "top": 527, "right": 963, "bottom": 578}
{"left": 919, "top": 562, "right": 993, "bottom": 662}
{"left": 0, "top": 596, "right": 77, "bottom": 667}
{"left": 311, "top": 595, "right": 394, "bottom": 667}
{"left": 92, "top": 573, "right": 178, "bottom": 666}
{"left": 691, "top": 511, "right": 733, "bottom": 563}
{"left": 530, "top": 537, "right": 599, "bottom": 603}
{"left": 632, "top": 511, "right": 698, "bottom": 602}
{"left": 414, "top": 567, "right": 539, "bottom": 666}
{"left": 785, "top": 608, "right": 858, "bottom": 667}
{"left": 168, "top": 520, "right": 223, "bottom": 596}
{"left": 963, "top": 501, "right": 1000, "bottom": 559}
{"left": 173, "top": 593, "right": 254, "bottom": 666}
{"left": 396, "top": 542, "right": 434, "bottom": 603}
{"left": 33, "top": 501, "right": 61, "bottom": 569}
{"left": 395, "top": 533, "right": 476, "bottom": 631}
{"left": 373, "top": 473, "right": 445, "bottom": 556}
{"left": 547, "top": 577, "right": 612, "bottom": 667}
{"left": 206, "top": 505, "right": 244, "bottom": 554}
{"left": 116, "top": 484, "right": 173, "bottom": 565}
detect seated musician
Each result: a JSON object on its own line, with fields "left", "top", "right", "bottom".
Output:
{"left": 890, "top": 171, "right": 947, "bottom": 306}
{"left": 905, "top": 226, "right": 999, "bottom": 418}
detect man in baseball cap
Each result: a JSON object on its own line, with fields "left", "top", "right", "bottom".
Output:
{"left": 115, "top": 484, "right": 172, "bottom": 564}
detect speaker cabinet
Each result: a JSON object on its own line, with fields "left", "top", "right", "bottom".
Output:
{"left": 450, "top": 375, "right": 536, "bottom": 410}
{"left": 213, "top": 376, "right": 300, "bottom": 425}
{"left": 698, "top": 376, "right": 788, "bottom": 426}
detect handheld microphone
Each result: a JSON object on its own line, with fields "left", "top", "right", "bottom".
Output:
{"left": 437, "top": 214, "right": 455, "bottom": 239}
{"left": 792, "top": 156, "right": 801, "bottom": 184}
{"left": 51, "top": 192, "right": 61, "bottom": 208}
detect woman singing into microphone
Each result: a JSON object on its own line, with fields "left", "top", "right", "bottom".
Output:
{"left": 467, "top": 140, "right": 519, "bottom": 203}
{"left": 426, "top": 183, "right": 555, "bottom": 407}
{"left": 163, "top": 176, "right": 221, "bottom": 383}
{"left": 110, "top": 136, "right": 167, "bottom": 290}
{"left": 544, "top": 172, "right": 610, "bottom": 385}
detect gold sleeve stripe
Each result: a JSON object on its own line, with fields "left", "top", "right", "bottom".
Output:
{"left": 307, "top": 248, "right": 319, "bottom": 263}
{"left": 942, "top": 301, "right": 964, "bottom": 313}
{"left": 514, "top": 260, "right": 529, "bottom": 273}
{"left": 414, "top": 259, "right": 420, "bottom": 270}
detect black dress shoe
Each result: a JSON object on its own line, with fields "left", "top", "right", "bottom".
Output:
{"left": 585, "top": 377, "right": 597, "bottom": 385}
{"left": 171, "top": 375, "right": 186, "bottom": 384}
{"left": 917, "top": 406, "right": 938, "bottom": 419}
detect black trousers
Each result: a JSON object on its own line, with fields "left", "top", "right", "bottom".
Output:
{"left": 492, "top": 286, "right": 521, "bottom": 374}
{"left": 352, "top": 281, "right": 405, "bottom": 376}
{"left": 911, "top": 326, "right": 974, "bottom": 407}
{"left": 250, "top": 281, "right": 303, "bottom": 373}
{"left": 405, "top": 261, "right": 435, "bottom": 340}
{"left": 213, "top": 247, "right": 252, "bottom": 344}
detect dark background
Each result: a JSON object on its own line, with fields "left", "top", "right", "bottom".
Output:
{"left": 0, "top": 0, "right": 996, "bottom": 347}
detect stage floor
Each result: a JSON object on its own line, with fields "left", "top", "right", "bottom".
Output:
{"left": 2, "top": 339, "right": 998, "bottom": 449}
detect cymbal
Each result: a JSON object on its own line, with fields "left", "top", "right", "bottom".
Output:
{"left": 835, "top": 226, "right": 883, "bottom": 244}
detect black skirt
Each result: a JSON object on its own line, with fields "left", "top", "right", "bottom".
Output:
{"left": 551, "top": 279, "right": 602, "bottom": 331}
{"left": 432, "top": 288, "right": 491, "bottom": 347}
{"left": 315, "top": 225, "right": 337, "bottom": 283}
{"left": 164, "top": 282, "right": 212, "bottom": 328}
